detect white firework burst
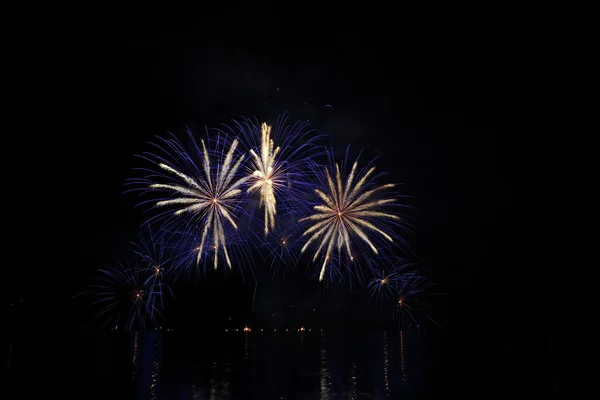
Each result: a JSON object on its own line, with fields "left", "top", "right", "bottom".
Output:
{"left": 133, "top": 132, "right": 249, "bottom": 271}
{"left": 299, "top": 156, "right": 401, "bottom": 281}
{"left": 247, "top": 122, "right": 282, "bottom": 236}
{"left": 216, "top": 114, "right": 326, "bottom": 238}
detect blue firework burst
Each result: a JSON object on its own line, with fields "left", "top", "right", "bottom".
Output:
{"left": 126, "top": 129, "right": 255, "bottom": 273}
{"left": 85, "top": 261, "right": 164, "bottom": 330}
{"left": 129, "top": 224, "right": 176, "bottom": 307}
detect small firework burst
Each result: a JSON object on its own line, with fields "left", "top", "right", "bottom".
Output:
{"left": 393, "top": 272, "right": 436, "bottom": 328}
{"left": 84, "top": 261, "right": 164, "bottom": 330}
{"left": 129, "top": 225, "right": 175, "bottom": 307}
{"left": 258, "top": 210, "right": 308, "bottom": 277}
{"left": 367, "top": 261, "right": 415, "bottom": 305}
{"left": 367, "top": 260, "right": 439, "bottom": 328}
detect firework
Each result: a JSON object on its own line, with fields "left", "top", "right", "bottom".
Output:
{"left": 166, "top": 225, "right": 256, "bottom": 280}
{"left": 127, "top": 130, "right": 251, "bottom": 272}
{"left": 218, "top": 113, "right": 326, "bottom": 237}
{"left": 259, "top": 211, "right": 306, "bottom": 276}
{"left": 298, "top": 149, "right": 406, "bottom": 281}
{"left": 393, "top": 272, "right": 436, "bottom": 327}
{"left": 307, "top": 252, "right": 359, "bottom": 289}
{"left": 247, "top": 122, "right": 279, "bottom": 235}
{"left": 368, "top": 261, "right": 437, "bottom": 327}
{"left": 129, "top": 224, "right": 175, "bottom": 306}
{"left": 85, "top": 261, "right": 163, "bottom": 330}
{"left": 367, "top": 261, "right": 415, "bottom": 305}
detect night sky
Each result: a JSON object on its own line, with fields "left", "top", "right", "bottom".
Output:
{"left": 5, "top": 2, "right": 581, "bottom": 339}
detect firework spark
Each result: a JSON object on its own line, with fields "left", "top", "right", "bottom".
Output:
{"left": 299, "top": 152, "right": 403, "bottom": 281}
{"left": 167, "top": 224, "right": 256, "bottom": 279}
{"left": 129, "top": 131, "right": 249, "bottom": 271}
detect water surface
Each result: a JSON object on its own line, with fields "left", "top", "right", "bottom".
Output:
{"left": 4, "top": 330, "right": 443, "bottom": 399}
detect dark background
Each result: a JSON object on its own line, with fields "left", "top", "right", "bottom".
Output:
{"left": 3, "top": 0, "right": 553, "bottom": 329}
{"left": 3, "top": 1, "right": 586, "bottom": 396}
